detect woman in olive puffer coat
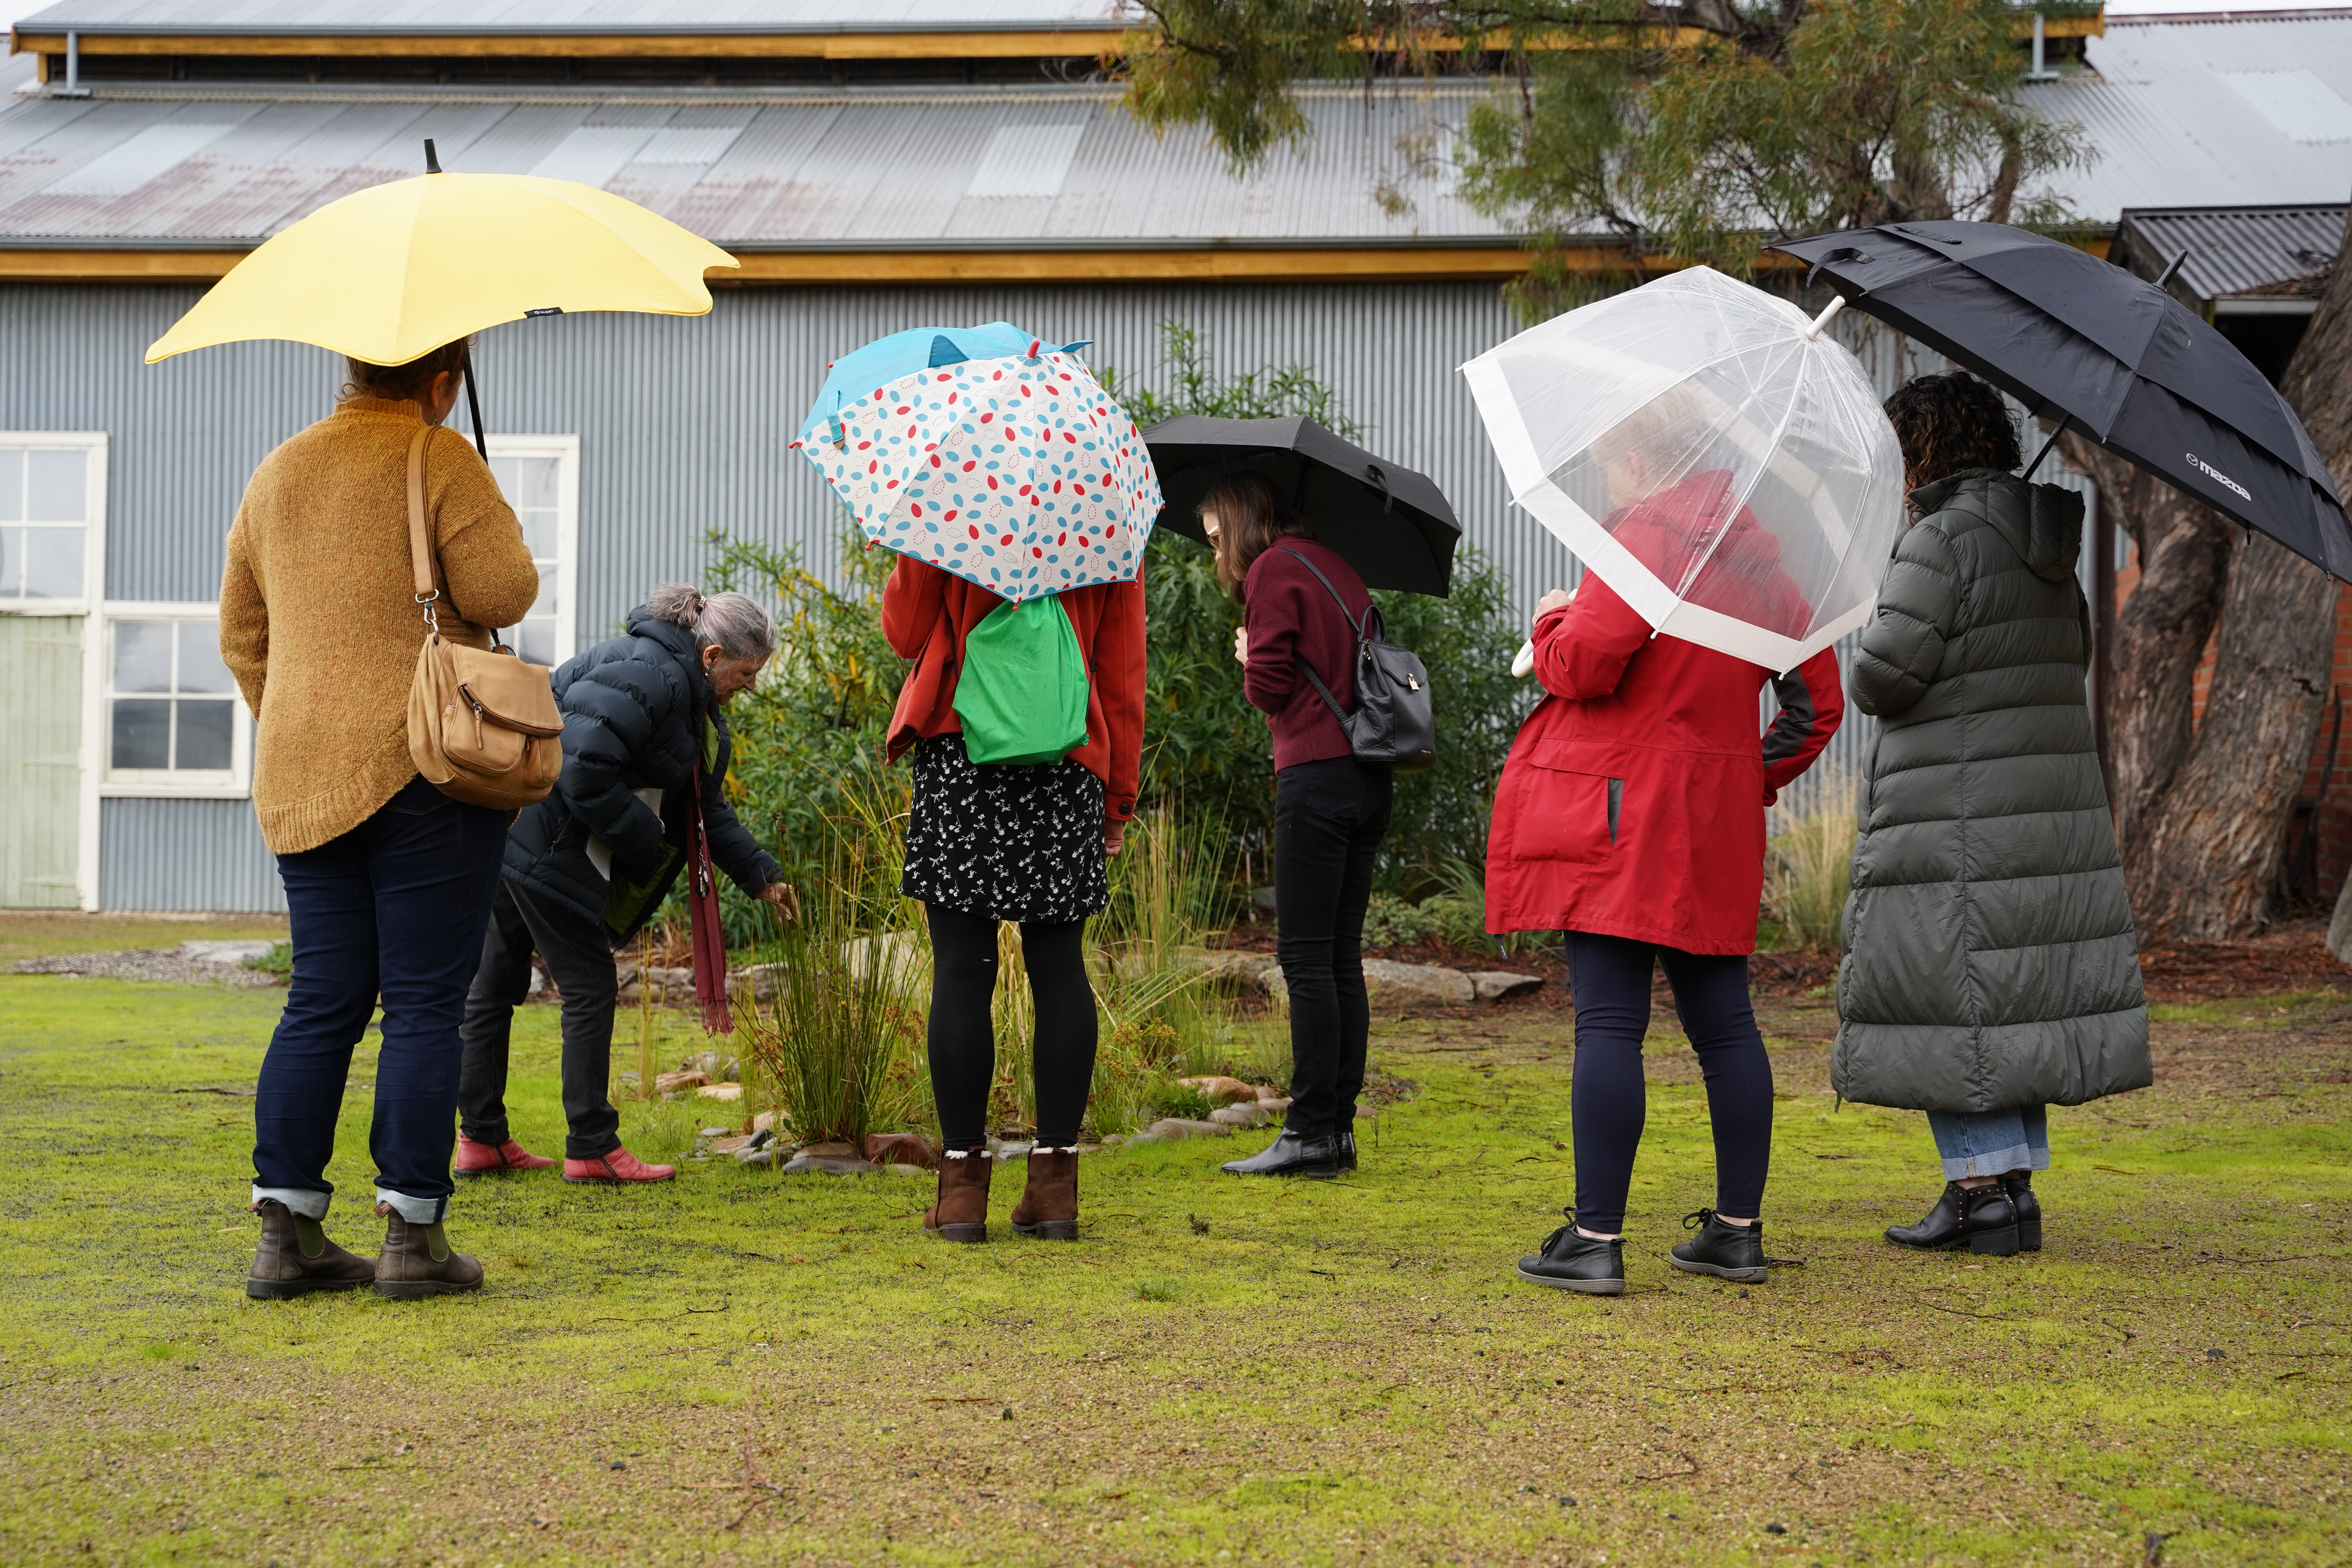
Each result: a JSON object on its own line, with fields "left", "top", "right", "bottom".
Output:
{"left": 1834, "top": 372, "right": 2151, "bottom": 1258}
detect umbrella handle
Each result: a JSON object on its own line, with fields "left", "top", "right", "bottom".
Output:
{"left": 1801, "top": 295, "right": 1847, "bottom": 341}
{"left": 1511, "top": 638, "right": 1536, "bottom": 679}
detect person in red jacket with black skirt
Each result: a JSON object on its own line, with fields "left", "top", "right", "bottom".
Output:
{"left": 1201, "top": 473, "right": 1389, "bottom": 1181}
{"left": 1495, "top": 470, "right": 1844, "bottom": 1295}
{"left": 880, "top": 553, "right": 1145, "bottom": 1243}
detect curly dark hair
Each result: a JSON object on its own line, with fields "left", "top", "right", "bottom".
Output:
{"left": 1882, "top": 371, "right": 2023, "bottom": 495}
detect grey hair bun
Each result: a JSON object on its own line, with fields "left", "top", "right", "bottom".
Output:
{"left": 646, "top": 581, "right": 706, "bottom": 629}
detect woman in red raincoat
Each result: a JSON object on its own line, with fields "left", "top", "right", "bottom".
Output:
{"left": 1497, "top": 462, "right": 1842, "bottom": 1297}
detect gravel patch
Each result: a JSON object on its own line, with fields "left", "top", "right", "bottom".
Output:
{"left": 11, "top": 948, "right": 286, "bottom": 988}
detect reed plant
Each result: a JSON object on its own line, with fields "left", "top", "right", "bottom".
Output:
{"left": 1764, "top": 771, "right": 1860, "bottom": 953}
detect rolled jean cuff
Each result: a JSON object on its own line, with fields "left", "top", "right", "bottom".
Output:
{"left": 250, "top": 1185, "right": 329, "bottom": 1220}
{"left": 374, "top": 1187, "right": 447, "bottom": 1225}
{"left": 1938, "top": 1142, "right": 2051, "bottom": 1181}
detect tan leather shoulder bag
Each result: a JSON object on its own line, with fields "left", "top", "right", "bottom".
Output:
{"left": 401, "top": 425, "right": 566, "bottom": 810}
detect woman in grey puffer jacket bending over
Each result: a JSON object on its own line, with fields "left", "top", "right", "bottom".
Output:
{"left": 1835, "top": 372, "right": 2151, "bottom": 1257}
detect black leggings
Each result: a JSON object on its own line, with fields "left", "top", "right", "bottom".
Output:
{"left": 1567, "top": 931, "right": 1774, "bottom": 1234}
{"left": 924, "top": 905, "right": 1096, "bottom": 1151}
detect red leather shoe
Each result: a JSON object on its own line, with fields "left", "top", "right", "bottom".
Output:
{"left": 563, "top": 1146, "right": 677, "bottom": 1183}
{"left": 454, "top": 1133, "right": 557, "bottom": 1177}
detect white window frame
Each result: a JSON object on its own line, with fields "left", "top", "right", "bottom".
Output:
{"left": 90, "top": 603, "right": 252, "bottom": 801}
{"left": 0, "top": 431, "right": 107, "bottom": 617}
{"left": 486, "top": 433, "right": 580, "bottom": 666}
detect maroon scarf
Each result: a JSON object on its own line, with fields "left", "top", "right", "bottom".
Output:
{"left": 685, "top": 762, "right": 733, "bottom": 1036}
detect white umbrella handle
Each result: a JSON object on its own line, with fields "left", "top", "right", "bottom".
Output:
{"left": 1511, "top": 638, "right": 1536, "bottom": 679}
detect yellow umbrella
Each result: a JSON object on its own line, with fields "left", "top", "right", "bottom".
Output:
{"left": 146, "top": 143, "right": 737, "bottom": 369}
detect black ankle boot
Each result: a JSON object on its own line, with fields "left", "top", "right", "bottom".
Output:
{"left": 1886, "top": 1181, "right": 2020, "bottom": 1256}
{"left": 1337, "top": 1129, "right": 1358, "bottom": 1172}
{"left": 1668, "top": 1209, "right": 1769, "bottom": 1283}
{"left": 2002, "top": 1172, "right": 2042, "bottom": 1252}
{"left": 1515, "top": 1210, "right": 1624, "bottom": 1295}
{"left": 1220, "top": 1131, "right": 1344, "bottom": 1179}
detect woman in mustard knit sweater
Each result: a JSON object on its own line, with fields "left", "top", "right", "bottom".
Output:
{"left": 220, "top": 339, "right": 537, "bottom": 1301}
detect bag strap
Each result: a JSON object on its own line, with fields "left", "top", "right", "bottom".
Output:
{"left": 1275, "top": 546, "right": 1361, "bottom": 727}
{"left": 406, "top": 425, "right": 441, "bottom": 633}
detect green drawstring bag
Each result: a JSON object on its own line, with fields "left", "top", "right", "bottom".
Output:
{"left": 953, "top": 594, "right": 1091, "bottom": 766}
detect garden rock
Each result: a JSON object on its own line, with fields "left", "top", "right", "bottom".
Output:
{"left": 1146, "top": 1118, "right": 1234, "bottom": 1141}
{"left": 861, "top": 1132, "right": 938, "bottom": 1169}
{"left": 1177, "top": 1074, "right": 1260, "bottom": 1106}
{"left": 1258, "top": 1096, "right": 1293, "bottom": 1112}
{"left": 779, "top": 1150, "right": 879, "bottom": 1176}
{"left": 696, "top": 1083, "right": 742, "bottom": 1102}
{"left": 1209, "top": 1103, "right": 1271, "bottom": 1129}
{"left": 654, "top": 1070, "right": 709, "bottom": 1094}
{"left": 178, "top": 939, "right": 278, "bottom": 965}
{"left": 1468, "top": 971, "right": 1544, "bottom": 1002}
{"left": 842, "top": 931, "right": 926, "bottom": 987}
{"left": 1363, "top": 960, "right": 1476, "bottom": 1008}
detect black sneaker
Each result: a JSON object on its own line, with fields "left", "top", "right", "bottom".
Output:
{"left": 2001, "top": 1172, "right": 2042, "bottom": 1252}
{"left": 1669, "top": 1209, "right": 1769, "bottom": 1283}
{"left": 1515, "top": 1210, "right": 1624, "bottom": 1295}
{"left": 1220, "top": 1131, "right": 1345, "bottom": 1179}
{"left": 1886, "top": 1182, "right": 2020, "bottom": 1257}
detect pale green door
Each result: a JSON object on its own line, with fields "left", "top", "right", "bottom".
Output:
{"left": 0, "top": 615, "right": 83, "bottom": 907}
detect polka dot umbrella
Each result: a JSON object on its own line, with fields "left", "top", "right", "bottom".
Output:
{"left": 796, "top": 337, "right": 1161, "bottom": 602}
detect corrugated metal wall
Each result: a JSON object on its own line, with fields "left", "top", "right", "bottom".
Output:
{"left": 0, "top": 279, "right": 2098, "bottom": 904}
{"left": 99, "top": 797, "right": 285, "bottom": 912}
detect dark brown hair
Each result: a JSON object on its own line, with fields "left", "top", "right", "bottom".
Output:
{"left": 1201, "top": 472, "right": 1312, "bottom": 598}
{"left": 1882, "top": 370, "right": 2023, "bottom": 495}
{"left": 342, "top": 336, "right": 473, "bottom": 405}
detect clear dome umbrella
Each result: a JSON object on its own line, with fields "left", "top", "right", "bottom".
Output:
{"left": 1461, "top": 265, "right": 1906, "bottom": 674}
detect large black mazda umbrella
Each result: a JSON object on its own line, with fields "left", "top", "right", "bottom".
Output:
{"left": 1772, "top": 220, "right": 2352, "bottom": 581}
{"left": 1143, "top": 415, "right": 1462, "bottom": 595}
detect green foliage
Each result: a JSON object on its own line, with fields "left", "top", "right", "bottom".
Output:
{"left": 244, "top": 941, "right": 292, "bottom": 976}
{"left": 1154, "top": 1082, "right": 1214, "bottom": 1122}
{"left": 1764, "top": 772, "right": 1859, "bottom": 953}
{"left": 1117, "top": 0, "right": 2089, "bottom": 319}
{"left": 1106, "top": 321, "right": 1361, "bottom": 437}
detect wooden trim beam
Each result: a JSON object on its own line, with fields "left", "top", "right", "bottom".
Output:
{"left": 0, "top": 235, "right": 2108, "bottom": 287}
{"left": 12, "top": 30, "right": 1131, "bottom": 61}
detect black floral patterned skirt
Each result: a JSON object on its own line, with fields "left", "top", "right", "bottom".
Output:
{"left": 901, "top": 732, "right": 1108, "bottom": 924}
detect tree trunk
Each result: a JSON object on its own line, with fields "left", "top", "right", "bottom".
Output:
{"left": 2059, "top": 434, "right": 2233, "bottom": 871}
{"left": 2132, "top": 205, "right": 2352, "bottom": 941}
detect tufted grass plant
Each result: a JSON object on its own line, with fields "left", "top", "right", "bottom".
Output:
{"left": 1765, "top": 769, "right": 1859, "bottom": 953}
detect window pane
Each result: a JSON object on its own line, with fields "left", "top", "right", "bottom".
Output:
{"left": 114, "top": 619, "right": 173, "bottom": 692}
{"left": 517, "top": 457, "right": 560, "bottom": 510}
{"left": 517, "top": 620, "right": 554, "bottom": 666}
{"left": 529, "top": 570, "right": 556, "bottom": 619}
{"left": 520, "top": 510, "right": 557, "bottom": 558}
{"left": 112, "top": 699, "right": 171, "bottom": 770}
{"left": 0, "top": 528, "right": 18, "bottom": 595}
{"left": 0, "top": 452, "right": 20, "bottom": 521}
{"left": 176, "top": 700, "right": 234, "bottom": 770}
{"left": 23, "top": 528, "right": 81, "bottom": 598}
{"left": 176, "top": 620, "right": 234, "bottom": 693}
{"left": 26, "top": 450, "right": 85, "bottom": 522}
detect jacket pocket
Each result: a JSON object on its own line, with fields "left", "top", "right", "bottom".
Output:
{"left": 1507, "top": 760, "right": 1622, "bottom": 865}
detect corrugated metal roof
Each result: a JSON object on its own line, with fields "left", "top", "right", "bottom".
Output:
{"left": 2025, "top": 14, "right": 2352, "bottom": 218}
{"left": 2116, "top": 202, "right": 2345, "bottom": 298}
{"left": 0, "top": 82, "right": 1510, "bottom": 247}
{"left": 14, "top": 0, "right": 1128, "bottom": 34}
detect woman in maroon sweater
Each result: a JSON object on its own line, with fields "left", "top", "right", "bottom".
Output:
{"left": 1203, "top": 474, "right": 1387, "bottom": 1180}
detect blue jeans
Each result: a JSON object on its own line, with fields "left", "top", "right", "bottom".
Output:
{"left": 1927, "top": 1105, "right": 2049, "bottom": 1181}
{"left": 252, "top": 775, "right": 509, "bottom": 1223}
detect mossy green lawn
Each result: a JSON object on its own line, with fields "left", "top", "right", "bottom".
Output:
{"left": 0, "top": 976, "right": 2345, "bottom": 1566}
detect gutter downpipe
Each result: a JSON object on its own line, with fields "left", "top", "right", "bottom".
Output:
{"left": 58, "top": 31, "right": 91, "bottom": 97}
{"left": 2027, "top": 13, "right": 2058, "bottom": 82}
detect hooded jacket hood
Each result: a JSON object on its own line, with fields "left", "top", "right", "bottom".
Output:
{"left": 1910, "top": 469, "right": 2082, "bottom": 584}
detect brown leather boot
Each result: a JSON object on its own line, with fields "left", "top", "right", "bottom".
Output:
{"left": 245, "top": 1199, "right": 377, "bottom": 1300}
{"left": 372, "top": 1203, "right": 485, "bottom": 1299}
{"left": 1010, "top": 1147, "right": 1079, "bottom": 1241}
{"left": 922, "top": 1149, "right": 993, "bottom": 1243}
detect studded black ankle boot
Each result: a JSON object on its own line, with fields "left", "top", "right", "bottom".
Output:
{"left": 2001, "top": 1171, "right": 2042, "bottom": 1252}
{"left": 1885, "top": 1181, "right": 2020, "bottom": 1257}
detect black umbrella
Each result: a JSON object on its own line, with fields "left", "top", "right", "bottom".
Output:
{"left": 1143, "top": 415, "right": 1463, "bottom": 595}
{"left": 1771, "top": 220, "right": 2352, "bottom": 581}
